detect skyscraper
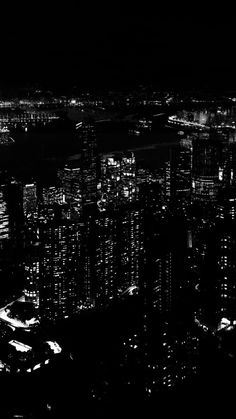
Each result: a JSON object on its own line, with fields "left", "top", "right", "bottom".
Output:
{"left": 0, "top": 183, "right": 9, "bottom": 246}
{"left": 116, "top": 203, "right": 144, "bottom": 294}
{"left": 58, "top": 164, "right": 81, "bottom": 213}
{"left": 23, "top": 182, "right": 38, "bottom": 219}
{"left": 95, "top": 211, "right": 117, "bottom": 302}
{"left": 38, "top": 185, "right": 65, "bottom": 222}
{"left": 77, "top": 119, "right": 98, "bottom": 207}
{"left": 24, "top": 243, "right": 40, "bottom": 307}
{"left": 192, "top": 135, "right": 222, "bottom": 204}
{"left": 194, "top": 186, "right": 236, "bottom": 329}
{"left": 23, "top": 182, "right": 38, "bottom": 246}
{"left": 144, "top": 316, "right": 199, "bottom": 395}
{"left": 170, "top": 143, "right": 192, "bottom": 202}
{"left": 41, "top": 185, "right": 64, "bottom": 206}
{"left": 100, "top": 152, "right": 137, "bottom": 209}
{"left": 7, "top": 178, "right": 24, "bottom": 247}
{"left": 39, "top": 219, "right": 81, "bottom": 322}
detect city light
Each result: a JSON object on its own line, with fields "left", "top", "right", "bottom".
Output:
{"left": 9, "top": 340, "right": 32, "bottom": 353}
{"left": 0, "top": 84, "right": 235, "bottom": 411}
{"left": 46, "top": 341, "right": 62, "bottom": 354}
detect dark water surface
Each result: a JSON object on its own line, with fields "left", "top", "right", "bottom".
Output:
{"left": 6, "top": 120, "right": 179, "bottom": 179}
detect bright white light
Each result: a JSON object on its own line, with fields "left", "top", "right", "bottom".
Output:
{"left": 26, "top": 317, "right": 39, "bottom": 326}
{"left": 46, "top": 341, "right": 62, "bottom": 354}
{"left": 217, "top": 317, "right": 232, "bottom": 331}
{"left": 33, "top": 363, "right": 41, "bottom": 370}
{"left": 9, "top": 340, "right": 32, "bottom": 352}
{"left": 76, "top": 122, "right": 83, "bottom": 129}
{"left": 219, "top": 168, "right": 223, "bottom": 181}
{"left": 220, "top": 317, "right": 230, "bottom": 326}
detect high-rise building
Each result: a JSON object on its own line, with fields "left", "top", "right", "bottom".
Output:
{"left": 7, "top": 179, "right": 24, "bottom": 247}
{"left": 39, "top": 219, "right": 81, "bottom": 322}
{"left": 221, "top": 142, "right": 236, "bottom": 188}
{"left": 38, "top": 185, "right": 65, "bottom": 222}
{"left": 95, "top": 211, "right": 117, "bottom": 302}
{"left": 195, "top": 186, "right": 236, "bottom": 329}
{"left": 23, "top": 182, "right": 38, "bottom": 219}
{"left": 144, "top": 316, "right": 199, "bottom": 395}
{"left": 100, "top": 152, "right": 137, "bottom": 209}
{"left": 41, "top": 185, "right": 64, "bottom": 206}
{"left": 170, "top": 144, "right": 192, "bottom": 202}
{"left": 100, "top": 154, "right": 121, "bottom": 208}
{"left": 192, "top": 136, "right": 222, "bottom": 204}
{"left": 0, "top": 176, "right": 25, "bottom": 301}
{"left": 215, "top": 187, "right": 236, "bottom": 323}
{"left": 0, "top": 183, "right": 9, "bottom": 245}
{"left": 120, "top": 152, "right": 137, "bottom": 203}
{"left": 152, "top": 252, "right": 173, "bottom": 313}
{"left": 116, "top": 204, "right": 144, "bottom": 294}
{"left": 164, "top": 160, "right": 171, "bottom": 202}
{"left": 77, "top": 119, "right": 98, "bottom": 207}
{"left": 58, "top": 164, "right": 81, "bottom": 213}
{"left": 24, "top": 243, "right": 40, "bottom": 307}
{"left": 78, "top": 210, "right": 97, "bottom": 309}
{"left": 22, "top": 182, "right": 39, "bottom": 247}
{"left": 76, "top": 202, "right": 144, "bottom": 307}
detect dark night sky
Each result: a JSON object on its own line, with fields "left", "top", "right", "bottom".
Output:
{"left": 0, "top": 4, "right": 235, "bottom": 92}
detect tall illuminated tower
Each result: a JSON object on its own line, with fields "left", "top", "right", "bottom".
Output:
{"left": 170, "top": 143, "right": 192, "bottom": 202}
{"left": 23, "top": 182, "right": 38, "bottom": 246}
{"left": 0, "top": 183, "right": 9, "bottom": 246}
{"left": 23, "top": 182, "right": 38, "bottom": 219}
{"left": 95, "top": 211, "right": 117, "bottom": 302}
{"left": 58, "top": 164, "right": 81, "bottom": 209}
{"left": 76, "top": 119, "right": 98, "bottom": 207}
{"left": 192, "top": 135, "right": 222, "bottom": 203}
{"left": 100, "top": 152, "right": 137, "bottom": 209}
{"left": 196, "top": 186, "right": 236, "bottom": 329}
{"left": 39, "top": 219, "right": 81, "bottom": 322}
{"left": 116, "top": 203, "right": 144, "bottom": 294}
{"left": 24, "top": 243, "right": 40, "bottom": 307}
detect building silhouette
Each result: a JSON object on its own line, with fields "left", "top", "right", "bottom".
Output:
{"left": 77, "top": 119, "right": 98, "bottom": 207}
